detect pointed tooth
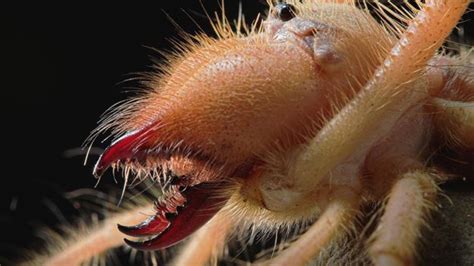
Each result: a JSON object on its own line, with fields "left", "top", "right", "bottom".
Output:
{"left": 92, "top": 122, "right": 160, "bottom": 178}
{"left": 122, "top": 182, "right": 229, "bottom": 251}
{"left": 117, "top": 213, "right": 170, "bottom": 237}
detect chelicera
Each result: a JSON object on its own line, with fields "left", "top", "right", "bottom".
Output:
{"left": 34, "top": 1, "right": 473, "bottom": 265}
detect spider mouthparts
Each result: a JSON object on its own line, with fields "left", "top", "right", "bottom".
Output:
{"left": 93, "top": 120, "right": 231, "bottom": 250}
{"left": 119, "top": 182, "right": 229, "bottom": 250}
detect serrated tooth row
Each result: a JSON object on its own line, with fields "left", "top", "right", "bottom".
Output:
{"left": 154, "top": 186, "right": 186, "bottom": 214}
{"left": 111, "top": 157, "right": 178, "bottom": 189}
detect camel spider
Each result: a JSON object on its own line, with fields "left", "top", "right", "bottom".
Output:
{"left": 23, "top": 0, "right": 472, "bottom": 265}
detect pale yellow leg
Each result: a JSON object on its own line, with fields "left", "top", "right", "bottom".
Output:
{"left": 171, "top": 212, "right": 233, "bottom": 266}
{"left": 368, "top": 170, "right": 439, "bottom": 266}
{"left": 266, "top": 188, "right": 359, "bottom": 265}
{"left": 290, "top": 0, "right": 469, "bottom": 192}
{"left": 432, "top": 98, "right": 474, "bottom": 149}
{"left": 44, "top": 204, "right": 155, "bottom": 266}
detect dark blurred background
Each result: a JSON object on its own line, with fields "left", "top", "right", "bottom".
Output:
{"left": 2, "top": 1, "right": 473, "bottom": 264}
{"left": 2, "top": 1, "right": 264, "bottom": 262}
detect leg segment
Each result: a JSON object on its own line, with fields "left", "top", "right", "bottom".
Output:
{"left": 431, "top": 55, "right": 474, "bottom": 149}
{"left": 368, "top": 170, "right": 439, "bottom": 266}
{"left": 44, "top": 204, "right": 155, "bottom": 266}
{"left": 171, "top": 212, "right": 233, "bottom": 266}
{"left": 290, "top": 0, "right": 469, "bottom": 192}
{"left": 432, "top": 98, "right": 474, "bottom": 149}
{"left": 268, "top": 188, "right": 360, "bottom": 265}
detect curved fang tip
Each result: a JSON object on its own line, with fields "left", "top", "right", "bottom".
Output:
{"left": 117, "top": 213, "right": 170, "bottom": 237}
{"left": 121, "top": 182, "right": 229, "bottom": 250}
{"left": 93, "top": 123, "right": 158, "bottom": 178}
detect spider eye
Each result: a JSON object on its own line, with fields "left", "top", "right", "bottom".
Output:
{"left": 275, "top": 3, "right": 297, "bottom": 22}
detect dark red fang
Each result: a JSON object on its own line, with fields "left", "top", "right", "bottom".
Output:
{"left": 117, "top": 213, "right": 170, "bottom": 237}
{"left": 121, "top": 182, "right": 229, "bottom": 251}
{"left": 117, "top": 187, "right": 186, "bottom": 237}
{"left": 93, "top": 124, "right": 157, "bottom": 178}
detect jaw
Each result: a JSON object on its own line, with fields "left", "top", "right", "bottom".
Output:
{"left": 90, "top": 20, "right": 344, "bottom": 250}
{"left": 120, "top": 182, "right": 229, "bottom": 250}
{"left": 92, "top": 125, "right": 260, "bottom": 250}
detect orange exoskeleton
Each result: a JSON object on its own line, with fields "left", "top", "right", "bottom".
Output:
{"left": 31, "top": 0, "right": 473, "bottom": 265}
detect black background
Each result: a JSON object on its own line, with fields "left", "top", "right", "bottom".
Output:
{"left": 2, "top": 1, "right": 473, "bottom": 263}
{"left": 2, "top": 1, "right": 265, "bottom": 262}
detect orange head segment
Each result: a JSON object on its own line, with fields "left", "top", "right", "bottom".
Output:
{"left": 93, "top": 2, "right": 389, "bottom": 250}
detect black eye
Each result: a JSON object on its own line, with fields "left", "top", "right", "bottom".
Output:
{"left": 275, "top": 3, "right": 297, "bottom": 22}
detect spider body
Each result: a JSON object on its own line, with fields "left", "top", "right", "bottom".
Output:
{"left": 92, "top": 0, "right": 472, "bottom": 264}
{"left": 28, "top": 1, "right": 473, "bottom": 265}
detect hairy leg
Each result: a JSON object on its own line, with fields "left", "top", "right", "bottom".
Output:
{"left": 431, "top": 55, "right": 474, "bottom": 149}
{"left": 368, "top": 170, "right": 439, "bottom": 266}
{"left": 267, "top": 188, "right": 360, "bottom": 265}
{"left": 290, "top": 0, "right": 469, "bottom": 192}
{"left": 432, "top": 98, "right": 474, "bottom": 149}
{"left": 44, "top": 204, "right": 154, "bottom": 266}
{"left": 171, "top": 212, "right": 233, "bottom": 266}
